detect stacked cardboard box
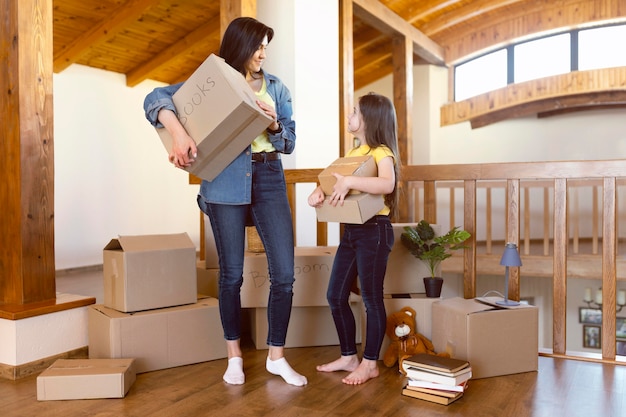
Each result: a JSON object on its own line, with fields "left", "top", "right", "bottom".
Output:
{"left": 89, "top": 233, "right": 227, "bottom": 374}
{"left": 314, "top": 156, "right": 384, "bottom": 224}
{"left": 103, "top": 233, "right": 197, "bottom": 312}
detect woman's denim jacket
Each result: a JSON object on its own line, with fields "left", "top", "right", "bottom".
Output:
{"left": 144, "top": 71, "right": 295, "bottom": 205}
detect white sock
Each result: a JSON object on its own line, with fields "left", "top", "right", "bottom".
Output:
{"left": 223, "top": 357, "right": 245, "bottom": 385}
{"left": 266, "top": 357, "right": 308, "bottom": 386}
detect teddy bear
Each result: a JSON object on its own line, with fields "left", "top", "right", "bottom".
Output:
{"left": 382, "top": 306, "right": 449, "bottom": 374}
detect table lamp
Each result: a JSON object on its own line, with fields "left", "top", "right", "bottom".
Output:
{"left": 497, "top": 242, "right": 522, "bottom": 306}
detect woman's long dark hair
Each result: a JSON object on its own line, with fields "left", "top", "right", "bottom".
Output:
{"left": 358, "top": 92, "right": 400, "bottom": 217}
{"left": 219, "top": 17, "right": 274, "bottom": 76}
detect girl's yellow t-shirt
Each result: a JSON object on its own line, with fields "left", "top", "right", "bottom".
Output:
{"left": 346, "top": 144, "right": 395, "bottom": 216}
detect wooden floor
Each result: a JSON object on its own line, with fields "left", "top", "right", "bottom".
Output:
{"left": 3, "top": 343, "right": 626, "bottom": 417}
{"left": 2, "top": 268, "right": 626, "bottom": 416}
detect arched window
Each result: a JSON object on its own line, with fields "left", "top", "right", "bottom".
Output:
{"left": 454, "top": 23, "right": 626, "bottom": 102}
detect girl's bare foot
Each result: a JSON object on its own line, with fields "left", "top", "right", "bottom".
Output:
{"left": 316, "top": 355, "right": 359, "bottom": 372}
{"left": 342, "top": 359, "right": 379, "bottom": 385}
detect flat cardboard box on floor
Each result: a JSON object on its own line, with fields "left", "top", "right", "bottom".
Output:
{"left": 318, "top": 156, "right": 378, "bottom": 195}
{"left": 157, "top": 54, "right": 273, "bottom": 181}
{"left": 250, "top": 300, "right": 361, "bottom": 349}
{"left": 88, "top": 297, "right": 226, "bottom": 374}
{"left": 203, "top": 246, "right": 338, "bottom": 307}
{"left": 37, "top": 358, "right": 136, "bottom": 401}
{"left": 315, "top": 193, "right": 384, "bottom": 224}
{"left": 431, "top": 296, "right": 538, "bottom": 379}
{"left": 103, "top": 233, "right": 197, "bottom": 313}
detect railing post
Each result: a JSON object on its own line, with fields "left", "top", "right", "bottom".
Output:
{"left": 553, "top": 178, "right": 568, "bottom": 355}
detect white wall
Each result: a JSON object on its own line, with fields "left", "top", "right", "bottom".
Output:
{"left": 53, "top": 0, "right": 341, "bottom": 269}
{"left": 53, "top": 66, "right": 201, "bottom": 269}
{"left": 258, "top": 0, "right": 341, "bottom": 246}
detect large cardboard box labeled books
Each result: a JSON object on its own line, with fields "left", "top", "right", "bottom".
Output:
{"left": 432, "top": 297, "right": 538, "bottom": 379}
{"left": 88, "top": 297, "right": 227, "bottom": 374}
{"left": 156, "top": 54, "right": 273, "bottom": 181}
{"left": 37, "top": 358, "right": 135, "bottom": 401}
{"left": 315, "top": 156, "right": 384, "bottom": 224}
{"left": 103, "top": 233, "right": 197, "bottom": 313}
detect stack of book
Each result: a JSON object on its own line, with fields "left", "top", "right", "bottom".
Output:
{"left": 401, "top": 354, "right": 471, "bottom": 405}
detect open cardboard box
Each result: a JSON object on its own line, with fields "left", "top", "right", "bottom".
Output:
{"left": 157, "top": 54, "right": 273, "bottom": 181}
{"left": 103, "top": 233, "right": 197, "bottom": 313}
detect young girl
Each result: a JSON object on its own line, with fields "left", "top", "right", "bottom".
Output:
{"left": 308, "top": 92, "right": 399, "bottom": 385}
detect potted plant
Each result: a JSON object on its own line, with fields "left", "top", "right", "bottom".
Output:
{"left": 400, "top": 220, "right": 471, "bottom": 297}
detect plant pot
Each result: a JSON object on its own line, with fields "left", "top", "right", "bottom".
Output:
{"left": 423, "top": 277, "right": 443, "bottom": 298}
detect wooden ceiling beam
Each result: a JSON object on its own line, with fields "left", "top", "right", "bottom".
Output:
{"left": 53, "top": 0, "right": 158, "bottom": 73}
{"left": 125, "top": 16, "right": 220, "bottom": 87}
{"left": 352, "top": 0, "right": 445, "bottom": 65}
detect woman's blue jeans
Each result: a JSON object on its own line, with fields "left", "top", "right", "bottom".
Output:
{"left": 199, "top": 159, "right": 295, "bottom": 346}
{"left": 326, "top": 215, "right": 394, "bottom": 360}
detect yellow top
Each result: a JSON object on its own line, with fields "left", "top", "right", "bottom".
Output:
{"left": 251, "top": 78, "right": 276, "bottom": 153}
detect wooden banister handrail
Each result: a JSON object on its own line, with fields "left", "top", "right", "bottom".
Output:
{"left": 282, "top": 158, "right": 626, "bottom": 361}
{"left": 192, "top": 159, "right": 626, "bottom": 362}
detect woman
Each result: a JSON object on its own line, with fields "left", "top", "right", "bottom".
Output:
{"left": 143, "top": 17, "right": 306, "bottom": 387}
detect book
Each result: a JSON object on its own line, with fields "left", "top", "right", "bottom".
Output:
{"left": 407, "top": 379, "right": 468, "bottom": 393}
{"left": 402, "top": 353, "right": 470, "bottom": 374}
{"left": 401, "top": 386, "right": 463, "bottom": 405}
{"left": 404, "top": 366, "right": 472, "bottom": 386}
{"left": 404, "top": 386, "right": 462, "bottom": 398}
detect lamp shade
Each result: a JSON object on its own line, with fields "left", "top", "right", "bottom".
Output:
{"left": 500, "top": 242, "right": 522, "bottom": 267}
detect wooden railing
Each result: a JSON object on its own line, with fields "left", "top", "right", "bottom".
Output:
{"left": 284, "top": 159, "right": 626, "bottom": 362}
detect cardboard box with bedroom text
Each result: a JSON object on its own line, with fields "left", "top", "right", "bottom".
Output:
{"left": 37, "top": 358, "right": 135, "bottom": 401}
{"left": 250, "top": 300, "right": 361, "bottom": 349}
{"left": 203, "top": 246, "right": 338, "bottom": 307}
{"left": 88, "top": 297, "right": 226, "bottom": 373}
{"left": 103, "top": 233, "right": 197, "bottom": 313}
{"left": 432, "top": 297, "right": 538, "bottom": 379}
{"left": 156, "top": 54, "right": 273, "bottom": 181}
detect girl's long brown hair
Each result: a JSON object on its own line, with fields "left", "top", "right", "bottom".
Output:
{"left": 358, "top": 92, "right": 400, "bottom": 217}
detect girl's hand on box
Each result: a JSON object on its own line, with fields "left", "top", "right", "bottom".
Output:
{"left": 308, "top": 186, "right": 325, "bottom": 208}
{"left": 329, "top": 173, "right": 350, "bottom": 206}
